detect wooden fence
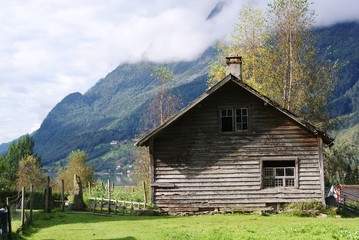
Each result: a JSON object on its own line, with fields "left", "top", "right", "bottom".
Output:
{"left": 88, "top": 197, "right": 147, "bottom": 215}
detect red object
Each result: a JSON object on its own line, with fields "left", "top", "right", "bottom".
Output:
{"left": 336, "top": 184, "right": 342, "bottom": 203}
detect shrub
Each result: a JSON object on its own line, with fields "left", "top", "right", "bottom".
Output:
{"left": 284, "top": 201, "right": 325, "bottom": 217}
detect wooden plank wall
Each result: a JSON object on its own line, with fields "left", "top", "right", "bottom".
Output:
{"left": 153, "top": 81, "right": 323, "bottom": 213}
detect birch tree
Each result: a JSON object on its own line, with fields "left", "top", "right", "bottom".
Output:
{"left": 208, "top": 0, "right": 336, "bottom": 128}
{"left": 144, "top": 65, "right": 181, "bottom": 131}
{"left": 208, "top": 2, "right": 271, "bottom": 92}
{"left": 268, "top": 0, "right": 336, "bottom": 126}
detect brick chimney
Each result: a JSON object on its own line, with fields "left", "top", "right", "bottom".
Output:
{"left": 225, "top": 56, "right": 242, "bottom": 80}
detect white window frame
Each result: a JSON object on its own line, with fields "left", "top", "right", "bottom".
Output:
{"left": 219, "top": 107, "right": 249, "bottom": 132}
{"left": 260, "top": 157, "right": 299, "bottom": 189}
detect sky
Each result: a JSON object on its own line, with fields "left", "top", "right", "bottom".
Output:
{"left": 0, "top": 0, "right": 358, "bottom": 144}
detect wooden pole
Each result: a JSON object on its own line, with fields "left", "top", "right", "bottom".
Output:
{"left": 107, "top": 179, "right": 111, "bottom": 214}
{"left": 131, "top": 187, "right": 134, "bottom": 215}
{"left": 142, "top": 181, "right": 147, "bottom": 208}
{"left": 45, "top": 176, "right": 50, "bottom": 213}
{"left": 29, "top": 184, "right": 34, "bottom": 224}
{"left": 21, "top": 186, "right": 25, "bottom": 228}
{"left": 88, "top": 181, "right": 91, "bottom": 196}
{"left": 61, "top": 179, "right": 65, "bottom": 211}
{"left": 6, "top": 197, "right": 12, "bottom": 239}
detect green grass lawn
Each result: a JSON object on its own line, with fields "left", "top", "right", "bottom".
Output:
{"left": 14, "top": 210, "right": 359, "bottom": 240}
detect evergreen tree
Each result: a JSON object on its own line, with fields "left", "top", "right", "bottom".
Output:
{"left": 0, "top": 134, "right": 40, "bottom": 188}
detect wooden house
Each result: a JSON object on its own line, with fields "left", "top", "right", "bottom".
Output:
{"left": 136, "top": 57, "right": 334, "bottom": 213}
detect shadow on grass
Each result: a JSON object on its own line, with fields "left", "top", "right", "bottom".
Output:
{"left": 14, "top": 208, "right": 170, "bottom": 239}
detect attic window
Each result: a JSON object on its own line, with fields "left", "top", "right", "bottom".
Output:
{"left": 220, "top": 108, "right": 248, "bottom": 132}
{"left": 261, "top": 159, "right": 298, "bottom": 188}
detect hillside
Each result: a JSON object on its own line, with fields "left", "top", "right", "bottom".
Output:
{"left": 2, "top": 22, "right": 359, "bottom": 173}
{"left": 33, "top": 47, "right": 214, "bottom": 170}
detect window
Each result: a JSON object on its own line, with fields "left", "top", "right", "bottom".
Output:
{"left": 220, "top": 107, "right": 248, "bottom": 132}
{"left": 236, "top": 108, "right": 248, "bottom": 130}
{"left": 262, "top": 160, "right": 297, "bottom": 188}
{"left": 221, "top": 109, "right": 233, "bottom": 132}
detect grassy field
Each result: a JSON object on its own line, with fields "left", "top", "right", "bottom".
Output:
{"left": 13, "top": 210, "right": 359, "bottom": 240}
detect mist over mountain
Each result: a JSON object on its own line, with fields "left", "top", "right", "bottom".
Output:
{"left": 1, "top": 22, "right": 359, "bottom": 173}
{"left": 32, "top": 47, "right": 214, "bottom": 169}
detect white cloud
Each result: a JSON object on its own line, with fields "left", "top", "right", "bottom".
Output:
{"left": 0, "top": 0, "right": 358, "bottom": 143}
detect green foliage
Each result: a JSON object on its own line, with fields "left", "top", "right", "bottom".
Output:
{"left": 284, "top": 201, "right": 325, "bottom": 217}
{"left": 324, "top": 138, "right": 359, "bottom": 185}
{"left": 89, "top": 181, "right": 145, "bottom": 202}
{"left": 16, "top": 155, "right": 47, "bottom": 190}
{"left": 0, "top": 134, "right": 40, "bottom": 190}
{"left": 56, "top": 150, "right": 94, "bottom": 194}
{"left": 209, "top": 0, "right": 336, "bottom": 130}
{"left": 133, "top": 147, "right": 150, "bottom": 188}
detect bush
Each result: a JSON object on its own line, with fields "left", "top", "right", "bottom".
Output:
{"left": 284, "top": 201, "right": 325, "bottom": 217}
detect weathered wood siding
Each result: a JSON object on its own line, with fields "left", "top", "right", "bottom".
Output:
{"left": 152, "top": 81, "right": 323, "bottom": 213}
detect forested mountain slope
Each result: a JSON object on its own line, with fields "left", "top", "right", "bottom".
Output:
{"left": 33, "top": 48, "right": 214, "bottom": 168}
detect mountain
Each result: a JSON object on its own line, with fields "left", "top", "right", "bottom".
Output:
{"left": 2, "top": 22, "right": 359, "bottom": 172}
{"left": 315, "top": 22, "right": 359, "bottom": 120}
{"left": 33, "top": 47, "right": 215, "bottom": 170}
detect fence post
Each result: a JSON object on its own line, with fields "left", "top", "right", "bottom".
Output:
{"left": 88, "top": 181, "right": 91, "bottom": 196}
{"left": 21, "top": 186, "right": 25, "bottom": 228}
{"left": 6, "top": 197, "right": 12, "bottom": 239}
{"left": 61, "top": 179, "right": 65, "bottom": 211}
{"left": 107, "top": 179, "right": 111, "bottom": 214}
{"left": 29, "top": 184, "right": 34, "bottom": 224}
{"left": 44, "top": 176, "right": 51, "bottom": 213}
{"left": 131, "top": 187, "right": 134, "bottom": 215}
{"left": 142, "top": 181, "right": 147, "bottom": 208}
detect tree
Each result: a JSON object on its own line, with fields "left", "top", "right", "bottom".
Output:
{"left": 267, "top": 0, "right": 337, "bottom": 126}
{"left": 144, "top": 64, "right": 181, "bottom": 131}
{"left": 133, "top": 147, "right": 150, "bottom": 186}
{"left": 208, "top": 2, "right": 271, "bottom": 92}
{"left": 56, "top": 150, "right": 93, "bottom": 193}
{"left": 324, "top": 141, "right": 359, "bottom": 185}
{"left": 0, "top": 155, "right": 11, "bottom": 190}
{"left": 0, "top": 134, "right": 40, "bottom": 189}
{"left": 208, "top": 0, "right": 336, "bottom": 129}
{"left": 16, "top": 155, "right": 47, "bottom": 190}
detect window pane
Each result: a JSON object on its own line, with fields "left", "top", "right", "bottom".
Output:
{"left": 276, "top": 168, "right": 284, "bottom": 176}
{"left": 227, "top": 109, "right": 232, "bottom": 116}
{"left": 286, "top": 179, "right": 295, "bottom": 187}
{"left": 222, "top": 117, "right": 233, "bottom": 132}
{"left": 221, "top": 109, "right": 227, "bottom": 117}
{"left": 264, "top": 168, "right": 273, "bottom": 177}
{"left": 242, "top": 116, "right": 248, "bottom": 123}
{"left": 264, "top": 178, "right": 274, "bottom": 187}
{"left": 286, "top": 168, "right": 294, "bottom": 176}
{"left": 242, "top": 108, "right": 248, "bottom": 115}
{"left": 274, "top": 179, "right": 283, "bottom": 187}
{"left": 242, "top": 124, "right": 248, "bottom": 130}
{"left": 236, "top": 109, "right": 241, "bottom": 116}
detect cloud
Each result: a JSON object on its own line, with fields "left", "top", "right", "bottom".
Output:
{"left": 0, "top": 0, "right": 358, "bottom": 143}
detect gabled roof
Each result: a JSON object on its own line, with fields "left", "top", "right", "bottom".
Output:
{"left": 136, "top": 74, "right": 334, "bottom": 147}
